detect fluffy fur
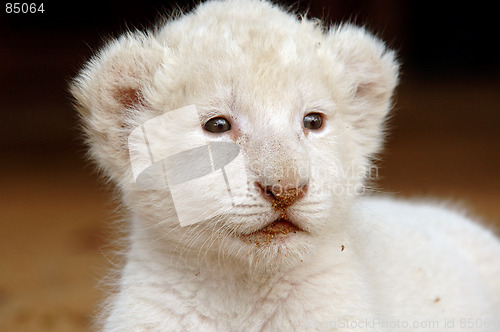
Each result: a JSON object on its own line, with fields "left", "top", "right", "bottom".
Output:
{"left": 71, "top": 0, "right": 500, "bottom": 330}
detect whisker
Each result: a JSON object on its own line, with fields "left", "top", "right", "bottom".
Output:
{"left": 196, "top": 217, "right": 227, "bottom": 267}
{"left": 233, "top": 203, "right": 266, "bottom": 208}
{"left": 292, "top": 208, "right": 325, "bottom": 213}
{"left": 182, "top": 222, "right": 208, "bottom": 254}
{"left": 217, "top": 222, "right": 239, "bottom": 272}
{"left": 296, "top": 201, "right": 322, "bottom": 206}
{"left": 182, "top": 217, "right": 216, "bottom": 254}
{"left": 201, "top": 221, "right": 230, "bottom": 269}
{"left": 172, "top": 221, "right": 206, "bottom": 269}
{"left": 228, "top": 212, "right": 267, "bottom": 217}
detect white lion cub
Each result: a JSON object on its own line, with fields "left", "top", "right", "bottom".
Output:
{"left": 71, "top": 0, "right": 500, "bottom": 331}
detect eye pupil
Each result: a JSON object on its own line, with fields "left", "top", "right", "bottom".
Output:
{"left": 204, "top": 117, "right": 231, "bottom": 133}
{"left": 303, "top": 113, "right": 323, "bottom": 130}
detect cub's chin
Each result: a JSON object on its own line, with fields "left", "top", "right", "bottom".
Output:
{"left": 239, "top": 218, "right": 303, "bottom": 246}
{"left": 219, "top": 217, "right": 315, "bottom": 272}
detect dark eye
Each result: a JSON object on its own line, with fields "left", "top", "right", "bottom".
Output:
{"left": 204, "top": 117, "right": 231, "bottom": 133}
{"left": 303, "top": 113, "right": 323, "bottom": 130}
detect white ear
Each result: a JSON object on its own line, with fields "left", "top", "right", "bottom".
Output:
{"left": 322, "top": 24, "right": 399, "bottom": 156}
{"left": 70, "top": 32, "right": 165, "bottom": 182}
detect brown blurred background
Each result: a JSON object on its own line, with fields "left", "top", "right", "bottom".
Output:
{"left": 1, "top": 1, "right": 499, "bottom": 331}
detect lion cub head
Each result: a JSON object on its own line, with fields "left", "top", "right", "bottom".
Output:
{"left": 71, "top": 0, "right": 398, "bottom": 272}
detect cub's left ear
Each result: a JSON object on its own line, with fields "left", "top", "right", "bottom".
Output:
{"left": 321, "top": 25, "right": 399, "bottom": 153}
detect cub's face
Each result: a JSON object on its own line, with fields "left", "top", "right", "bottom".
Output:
{"left": 71, "top": 0, "right": 398, "bottom": 271}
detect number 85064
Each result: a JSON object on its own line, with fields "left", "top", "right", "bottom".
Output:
{"left": 6, "top": 3, "right": 45, "bottom": 14}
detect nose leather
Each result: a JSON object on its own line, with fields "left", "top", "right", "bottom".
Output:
{"left": 256, "top": 181, "right": 308, "bottom": 209}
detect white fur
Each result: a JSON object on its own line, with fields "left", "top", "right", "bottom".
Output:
{"left": 71, "top": 0, "right": 500, "bottom": 330}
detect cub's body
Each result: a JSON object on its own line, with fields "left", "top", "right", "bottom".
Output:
{"left": 104, "top": 198, "right": 500, "bottom": 331}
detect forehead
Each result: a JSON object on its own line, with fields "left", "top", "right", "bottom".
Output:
{"left": 149, "top": 3, "right": 332, "bottom": 116}
{"left": 152, "top": 40, "right": 328, "bottom": 123}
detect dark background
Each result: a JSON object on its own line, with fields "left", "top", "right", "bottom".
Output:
{"left": 1, "top": 1, "right": 499, "bottom": 330}
{"left": 1, "top": 1, "right": 499, "bottom": 149}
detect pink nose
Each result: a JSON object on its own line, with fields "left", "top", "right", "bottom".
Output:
{"left": 255, "top": 181, "right": 308, "bottom": 209}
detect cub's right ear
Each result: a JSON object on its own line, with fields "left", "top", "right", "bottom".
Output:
{"left": 70, "top": 32, "right": 165, "bottom": 183}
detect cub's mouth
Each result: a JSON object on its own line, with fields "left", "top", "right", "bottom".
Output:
{"left": 240, "top": 217, "right": 303, "bottom": 246}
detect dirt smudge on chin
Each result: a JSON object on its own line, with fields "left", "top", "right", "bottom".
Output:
{"left": 241, "top": 218, "right": 301, "bottom": 247}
